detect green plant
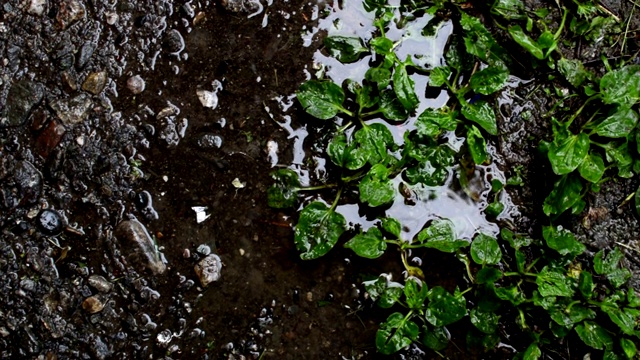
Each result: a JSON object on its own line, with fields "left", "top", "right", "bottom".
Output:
{"left": 268, "top": 0, "right": 640, "bottom": 357}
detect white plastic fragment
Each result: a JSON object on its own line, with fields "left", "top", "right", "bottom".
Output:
{"left": 231, "top": 178, "right": 245, "bottom": 189}
{"left": 191, "top": 206, "right": 211, "bottom": 223}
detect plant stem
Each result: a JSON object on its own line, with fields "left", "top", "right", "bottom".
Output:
{"left": 567, "top": 94, "right": 602, "bottom": 127}
{"left": 297, "top": 184, "right": 338, "bottom": 191}
{"left": 339, "top": 106, "right": 355, "bottom": 117}
{"left": 329, "top": 187, "right": 343, "bottom": 212}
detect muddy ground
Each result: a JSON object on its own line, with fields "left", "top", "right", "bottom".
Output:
{"left": 0, "top": 0, "right": 639, "bottom": 359}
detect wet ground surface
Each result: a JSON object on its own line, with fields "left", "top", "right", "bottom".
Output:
{"left": 1, "top": 0, "right": 640, "bottom": 359}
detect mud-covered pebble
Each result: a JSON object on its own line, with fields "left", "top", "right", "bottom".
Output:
{"left": 36, "top": 209, "right": 64, "bottom": 236}
{"left": 82, "top": 71, "right": 108, "bottom": 95}
{"left": 50, "top": 94, "right": 93, "bottom": 125}
{"left": 88, "top": 275, "right": 113, "bottom": 293}
{"left": 82, "top": 295, "right": 105, "bottom": 314}
{"left": 56, "top": 0, "right": 86, "bottom": 29}
{"left": 115, "top": 219, "right": 167, "bottom": 275}
{"left": 1, "top": 80, "right": 44, "bottom": 128}
{"left": 196, "top": 134, "right": 222, "bottom": 149}
{"left": 163, "top": 29, "right": 185, "bottom": 54}
{"left": 194, "top": 254, "right": 222, "bottom": 287}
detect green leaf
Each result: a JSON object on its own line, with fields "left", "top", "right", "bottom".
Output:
{"left": 600, "top": 65, "right": 640, "bottom": 107}
{"left": 470, "top": 233, "right": 502, "bottom": 266}
{"left": 575, "top": 321, "right": 614, "bottom": 350}
{"left": 543, "top": 174, "right": 584, "bottom": 216}
{"left": 508, "top": 25, "right": 544, "bottom": 60}
{"left": 429, "top": 66, "right": 452, "bottom": 87}
{"left": 579, "top": 271, "right": 595, "bottom": 299}
{"left": 415, "top": 107, "right": 457, "bottom": 138}
{"left": 297, "top": 80, "right": 346, "bottom": 120}
{"left": 370, "top": 36, "right": 393, "bottom": 55}
{"left": 603, "top": 141, "right": 634, "bottom": 178}
{"left": 267, "top": 169, "right": 300, "bottom": 208}
{"left": 602, "top": 307, "right": 637, "bottom": 335}
{"left": 470, "top": 307, "right": 499, "bottom": 334}
{"left": 461, "top": 101, "right": 498, "bottom": 135}
{"left": 621, "top": 338, "right": 637, "bottom": 359}
{"left": 467, "top": 125, "right": 489, "bottom": 165}
{"left": 485, "top": 201, "right": 505, "bottom": 217}
{"left": 381, "top": 217, "right": 402, "bottom": 238}
{"left": 393, "top": 62, "right": 419, "bottom": 111}
{"left": 536, "top": 266, "right": 575, "bottom": 297}
{"left": 476, "top": 267, "right": 503, "bottom": 284}
{"left": 469, "top": 66, "right": 509, "bottom": 95}
{"left": 595, "top": 107, "right": 639, "bottom": 138}
{"left": 421, "top": 326, "right": 450, "bottom": 351}
{"left": 324, "top": 36, "right": 368, "bottom": 63}
{"left": 550, "top": 305, "right": 596, "bottom": 328}
{"left": 416, "top": 219, "right": 468, "bottom": 253}
{"left": 460, "top": 12, "right": 508, "bottom": 65}
{"left": 494, "top": 285, "right": 526, "bottom": 306}
{"left": 359, "top": 164, "right": 395, "bottom": 207}
{"left": 491, "top": 0, "right": 526, "bottom": 20}
{"left": 294, "top": 202, "right": 346, "bottom": 260}
{"left": 405, "top": 277, "right": 429, "bottom": 309}
{"left": 354, "top": 123, "right": 395, "bottom": 165}
{"left": 578, "top": 152, "right": 605, "bottom": 183}
{"left": 515, "top": 250, "right": 526, "bottom": 273}
{"left": 364, "top": 276, "right": 403, "bottom": 308}
{"left": 522, "top": 342, "right": 542, "bottom": 360}
{"left": 425, "top": 286, "right": 467, "bottom": 327}
{"left": 366, "top": 67, "right": 392, "bottom": 90}
{"left": 558, "top": 58, "right": 589, "bottom": 88}
{"left": 376, "top": 312, "right": 419, "bottom": 354}
{"left": 347, "top": 80, "right": 378, "bottom": 110}
{"left": 327, "top": 133, "right": 367, "bottom": 170}
{"left": 594, "top": 248, "right": 624, "bottom": 275}
{"left": 405, "top": 144, "right": 455, "bottom": 186}
{"left": 501, "top": 228, "right": 532, "bottom": 250}
{"left": 542, "top": 225, "right": 586, "bottom": 258}
{"left": 548, "top": 133, "right": 590, "bottom": 175}
{"left": 608, "top": 268, "right": 632, "bottom": 288}
{"left": 379, "top": 90, "right": 409, "bottom": 121}
{"left": 345, "top": 227, "right": 387, "bottom": 259}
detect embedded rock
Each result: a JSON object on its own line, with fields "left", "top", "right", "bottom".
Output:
{"left": 115, "top": 219, "right": 167, "bottom": 275}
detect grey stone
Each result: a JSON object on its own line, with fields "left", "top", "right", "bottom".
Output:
{"left": 194, "top": 254, "right": 222, "bottom": 287}
{"left": 163, "top": 29, "right": 185, "bottom": 54}
{"left": 115, "top": 219, "right": 167, "bottom": 275}
{"left": 51, "top": 93, "right": 92, "bottom": 125}
{"left": 1, "top": 80, "right": 44, "bottom": 128}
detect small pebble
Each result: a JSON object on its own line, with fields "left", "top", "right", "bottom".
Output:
{"left": 127, "top": 75, "right": 145, "bottom": 94}
{"left": 36, "top": 209, "right": 64, "bottom": 236}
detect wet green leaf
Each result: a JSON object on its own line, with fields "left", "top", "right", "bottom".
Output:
{"left": 267, "top": 169, "right": 300, "bottom": 208}
{"left": 542, "top": 225, "right": 585, "bottom": 258}
{"left": 594, "top": 248, "right": 624, "bottom": 275}
{"left": 501, "top": 228, "right": 532, "bottom": 250}
{"left": 356, "top": 123, "right": 395, "bottom": 164}
{"left": 469, "top": 66, "right": 509, "bottom": 95}
{"left": 550, "top": 305, "right": 595, "bottom": 328}
{"left": 579, "top": 271, "right": 595, "bottom": 299}
{"left": 370, "top": 36, "right": 393, "bottom": 55}
{"left": 608, "top": 268, "right": 632, "bottom": 288}
{"left": 359, "top": 164, "right": 395, "bottom": 207}
{"left": 381, "top": 217, "right": 402, "bottom": 238}
{"left": 297, "top": 80, "right": 346, "bottom": 120}
{"left": 327, "top": 134, "right": 367, "bottom": 170}
{"left": 324, "top": 36, "right": 368, "bottom": 63}
{"left": 405, "top": 277, "right": 428, "bottom": 309}
{"left": 575, "top": 321, "right": 614, "bottom": 350}
{"left": 603, "top": 141, "right": 634, "bottom": 178}
{"left": 620, "top": 338, "right": 637, "bottom": 359}
{"left": 425, "top": 286, "right": 467, "bottom": 327}
{"left": 548, "top": 133, "right": 590, "bottom": 175}
{"left": 523, "top": 342, "right": 542, "bottom": 360}
{"left": 470, "top": 307, "right": 499, "bottom": 334}
{"left": 405, "top": 144, "right": 455, "bottom": 186}
{"left": 376, "top": 312, "right": 419, "bottom": 354}
{"left": 460, "top": 12, "right": 508, "bottom": 66}
{"left": 537, "top": 266, "right": 575, "bottom": 297}
{"left": 416, "top": 107, "right": 458, "bottom": 138}
{"left": 485, "top": 201, "right": 505, "bottom": 217}
{"left": 595, "top": 108, "right": 639, "bottom": 138}
{"left": 600, "top": 65, "right": 640, "bottom": 107}
{"left": 470, "top": 233, "right": 502, "bottom": 266}
{"left": 467, "top": 125, "right": 489, "bottom": 165}
{"left": 508, "top": 25, "right": 544, "bottom": 60}
{"left": 366, "top": 67, "right": 392, "bottom": 90}
{"left": 515, "top": 250, "right": 526, "bottom": 273}
{"left": 416, "top": 219, "right": 468, "bottom": 252}
{"left": 347, "top": 80, "right": 378, "bottom": 110}
{"left": 364, "top": 276, "right": 404, "bottom": 308}
{"left": 602, "top": 307, "right": 637, "bottom": 335}
{"left": 421, "top": 326, "right": 450, "bottom": 351}
{"left": 476, "top": 267, "right": 503, "bottom": 284}
{"left": 429, "top": 66, "right": 452, "bottom": 87}
{"left": 543, "top": 174, "right": 584, "bottom": 216}
{"left": 578, "top": 152, "right": 605, "bottom": 183}
{"left": 491, "top": 0, "right": 526, "bottom": 20}
{"left": 494, "top": 285, "right": 526, "bottom": 306}
{"left": 345, "top": 226, "right": 387, "bottom": 259}
{"left": 294, "top": 202, "right": 346, "bottom": 260}
{"left": 393, "top": 62, "right": 419, "bottom": 111}
{"left": 379, "top": 89, "right": 409, "bottom": 121}
{"left": 558, "top": 58, "right": 589, "bottom": 88}
{"left": 461, "top": 101, "right": 498, "bottom": 135}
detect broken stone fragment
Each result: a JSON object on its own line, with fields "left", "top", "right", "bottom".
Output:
{"left": 115, "top": 219, "right": 166, "bottom": 275}
{"left": 56, "top": 0, "right": 85, "bottom": 29}
{"left": 194, "top": 254, "right": 222, "bottom": 287}
{"left": 82, "top": 71, "right": 107, "bottom": 95}
{"left": 0, "top": 80, "right": 44, "bottom": 128}
{"left": 88, "top": 275, "right": 113, "bottom": 293}
{"left": 82, "top": 295, "right": 105, "bottom": 314}
{"left": 50, "top": 93, "right": 92, "bottom": 125}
